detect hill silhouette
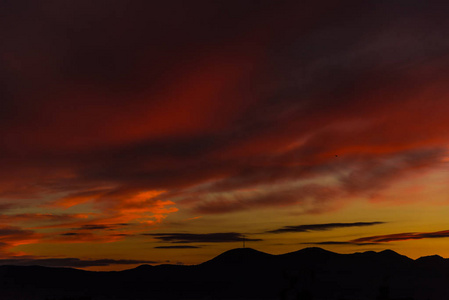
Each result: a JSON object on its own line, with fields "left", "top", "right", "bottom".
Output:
{"left": 202, "top": 247, "right": 274, "bottom": 266}
{"left": 0, "top": 247, "right": 448, "bottom": 299}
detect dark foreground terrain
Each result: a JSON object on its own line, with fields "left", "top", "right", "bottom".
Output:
{"left": 0, "top": 247, "right": 448, "bottom": 300}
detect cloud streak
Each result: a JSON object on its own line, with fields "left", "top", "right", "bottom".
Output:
{"left": 0, "top": 257, "right": 156, "bottom": 268}
{"left": 145, "top": 232, "right": 262, "bottom": 243}
{"left": 304, "top": 229, "right": 449, "bottom": 246}
{"left": 0, "top": 226, "right": 41, "bottom": 255}
{"left": 302, "top": 241, "right": 380, "bottom": 246}
{"left": 154, "top": 245, "right": 200, "bottom": 249}
{"left": 268, "top": 222, "right": 385, "bottom": 234}
{"left": 352, "top": 230, "right": 449, "bottom": 243}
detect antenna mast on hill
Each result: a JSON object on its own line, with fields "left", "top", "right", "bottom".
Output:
{"left": 243, "top": 236, "right": 246, "bottom": 248}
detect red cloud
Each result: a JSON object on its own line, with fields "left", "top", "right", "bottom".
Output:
{"left": 0, "top": 213, "right": 91, "bottom": 227}
{"left": 1, "top": 1, "right": 449, "bottom": 241}
{"left": 0, "top": 226, "right": 41, "bottom": 257}
{"left": 37, "top": 190, "right": 179, "bottom": 241}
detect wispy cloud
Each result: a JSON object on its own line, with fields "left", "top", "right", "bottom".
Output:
{"left": 154, "top": 245, "right": 200, "bottom": 249}
{"left": 145, "top": 232, "right": 262, "bottom": 243}
{"left": 0, "top": 204, "right": 19, "bottom": 213}
{"left": 0, "top": 213, "right": 91, "bottom": 225}
{"left": 0, "top": 226, "right": 41, "bottom": 254}
{"left": 352, "top": 230, "right": 449, "bottom": 243}
{"left": 0, "top": 2, "right": 448, "bottom": 221}
{"left": 302, "top": 241, "right": 380, "bottom": 246}
{"left": 196, "top": 184, "right": 339, "bottom": 214}
{"left": 268, "top": 221, "right": 385, "bottom": 234}
{"left": 0, "top": 257, "right": 156, "bottom": 268}
{"left": 304, "top": 229, "right": 449, "bottom": 246}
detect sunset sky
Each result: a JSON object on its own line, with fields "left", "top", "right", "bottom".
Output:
{"left": 2, "top": 1, "right": 449, "bottom": 271}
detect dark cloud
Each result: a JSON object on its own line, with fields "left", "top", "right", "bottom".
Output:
{"left": 111, "top": 233, "right": 130, "bottom": 237}
{"left": 0, "top": 0, "right": 449, "bottom": 232}
{"left": 301, "top": 241, "right": 380, "bottom": 246}
{"left": 145, "top": 232, "right": 262, "bottom": 243}
{"left": 188, "top": 184, "right": 341, "bottom": 215}
{"left": 352, "top": 230, "right": 449, "bottom": 243}
{"left": 0, "top": 226, "right": 40, "bottom": 253}
{"left": 304, "top": 229, "right": 449, "bottom": 246}
{"left": 337, "top": 148, "right": 446, "bottom": 197}
{"left": 73, "top": 224, "right": 130, "bottom": 231}
{"left": 52, "top": 231, "right": 126, "bottom": 244}
{"left": 0, "top": 257, "right": 156, "bottom": 268}
{"left": 180, "top": 148, "right": 447, "bottom": 215}
{"left": 154, "top": 245, "right": 200, "bottom": 249}
{"left": 0, "top": 203, "right": 17, "bottom": 212}
{"left": 0, "top": 226, "right": 33, "bottom": 236}
{"left": 77, "top": 224, "right": 111, "bottom": 230}
{"left": 0, "top": 213, "right": 89, "bottom": 225}
{"left": 68, "top": 224, "right": 130, "bottom": 231}
{"left": 268, "top": 222, "right": 385, "bottom": 234}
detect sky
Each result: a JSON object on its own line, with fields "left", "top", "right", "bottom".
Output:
{"left": 2, "top": 1, "right": 449, "bottom": 271}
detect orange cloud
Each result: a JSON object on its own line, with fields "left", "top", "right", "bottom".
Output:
{"left": 0, "top": 226, "right": 41, "bottom": 257}
{"left": 28, "top": 190, "right": 179, "bottom": 246}
{"left": 52, "top": 189, "right": 110, "bottom": 208}
{"left": 2, "top": 2, "right": 449, "bottom": 258}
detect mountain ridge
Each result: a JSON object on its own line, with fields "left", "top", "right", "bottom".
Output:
{"left": 0, "top": 247, "right": 442, "bottom": 271}
{"left": 0, "top": 247, "right": 448, "bottom": 299}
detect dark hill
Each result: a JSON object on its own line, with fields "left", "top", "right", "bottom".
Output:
{"left": 0, "top": 248, "right": 448, "bottom": 299}
{"left": 283, "top": 246, "right": 337, "bottom": 257}
{"left": 415, "top": 254, "right": 445, "bottom": 264}
{"left": 201, "top": 247, "right": 274, "bottom": 267}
